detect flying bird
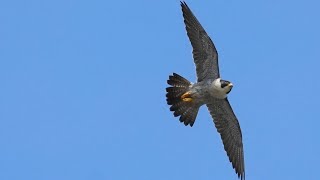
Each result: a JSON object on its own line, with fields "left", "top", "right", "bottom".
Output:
{"left": 166, "top": 1, "right": 245, "bottom": 179}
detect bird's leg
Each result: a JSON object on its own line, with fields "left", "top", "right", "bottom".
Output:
{"left": 181, "top": 91, "right": 193, "bottom": 102}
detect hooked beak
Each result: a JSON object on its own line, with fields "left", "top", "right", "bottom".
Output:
{"left": 227, "top": 83, "right": 233, "bottom": 87}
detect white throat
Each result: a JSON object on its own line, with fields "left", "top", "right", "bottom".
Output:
{"left": 210, "top": 78, "right": 230, "bottom": 99}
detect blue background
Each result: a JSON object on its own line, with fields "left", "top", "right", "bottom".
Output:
{"left": 1, "top": 0, "right": 319, "bottom": 179}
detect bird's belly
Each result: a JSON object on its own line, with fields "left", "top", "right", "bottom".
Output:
{"left": 189, "top": 82, "right": 226, "bottom": 104}
{"left": 208, "top": 88, "right": 227, "bottom": 99}
{"left": 189, "top": 86, "right": 207, "bottom": 105}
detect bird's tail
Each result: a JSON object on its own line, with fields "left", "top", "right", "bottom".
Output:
{"left": 166, "top": 73, "right": 200, "bottom": 127}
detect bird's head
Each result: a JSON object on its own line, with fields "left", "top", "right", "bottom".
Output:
{"left": 220, "top": 79, "right": 233, "bottom": 94}
{"left": 211, "top": 78, "right": 233, "bottom": 99}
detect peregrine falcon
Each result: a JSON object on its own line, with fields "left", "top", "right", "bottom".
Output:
{"left": 166, "top": 2, "right": 245, "bottom": 179}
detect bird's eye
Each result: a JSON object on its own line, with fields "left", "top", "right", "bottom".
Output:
{"left": 221, "top": 81, "right": 228, "bottom": 88}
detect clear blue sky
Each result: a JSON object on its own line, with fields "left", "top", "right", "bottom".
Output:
{"left": 0, "top": 0, "right": 319, "bottom": 179}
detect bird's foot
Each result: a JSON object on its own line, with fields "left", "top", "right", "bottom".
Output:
{"left": 181, "top": 92, "right": 193, "bottom": 102}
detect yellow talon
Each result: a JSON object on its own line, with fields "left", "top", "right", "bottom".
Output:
{"left": 181, "top": 92, "right": 192, "bottom": 102}
{"left": 182, "top": 97, "right": 193, "bottom": 102}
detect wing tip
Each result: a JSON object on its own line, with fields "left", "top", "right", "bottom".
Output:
{"left": 180, "top": 1, "right": 189, "bottom": 10}
{"left": 238, "top": 171, "right": 245, "bottom": 180}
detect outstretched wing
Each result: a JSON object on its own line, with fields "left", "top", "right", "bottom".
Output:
{"left": 181, "top": 1, "right": 219, "bottom": 82}
{"left": 207, "top": 98, "right": 245, "bottom": 180}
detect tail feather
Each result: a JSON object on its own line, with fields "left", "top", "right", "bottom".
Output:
{"left": 166, "top": 73, "right": 200, "bottom": 127}
{"left": 180, "top": 107, "right": 199, "bottom": 126}
{"left": 166, "top": 87, "right": 186, "bottom": 99}
{"left": 167, "top": 73, "right": 190, "bottom": 86}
